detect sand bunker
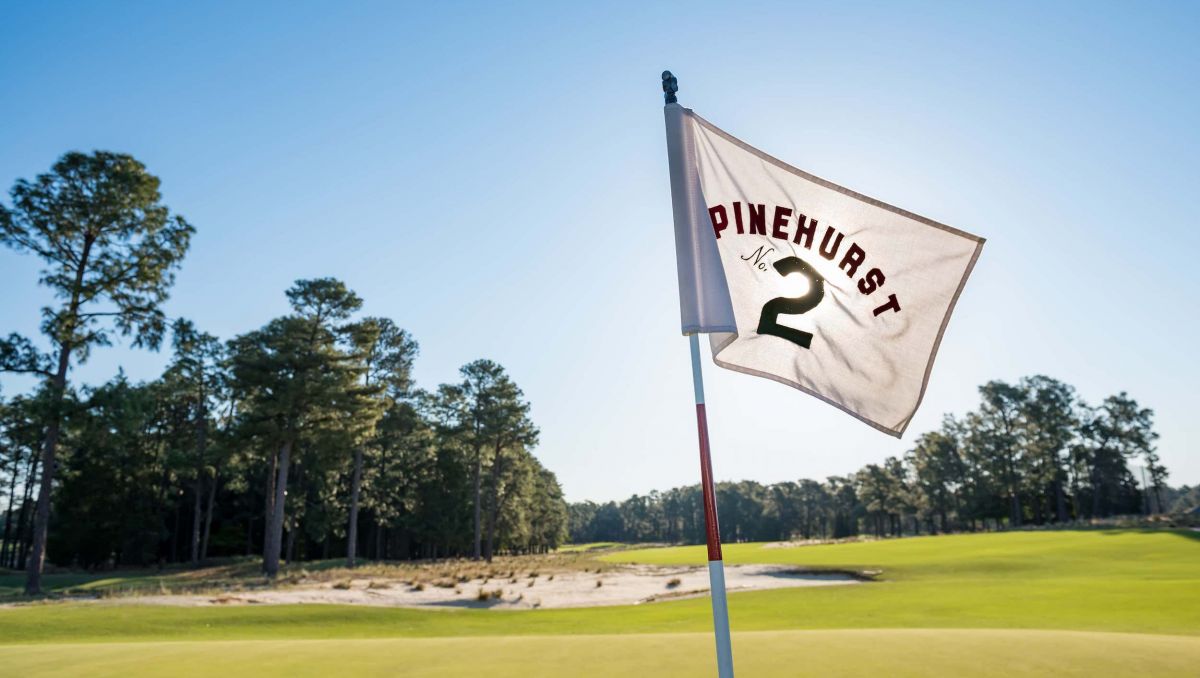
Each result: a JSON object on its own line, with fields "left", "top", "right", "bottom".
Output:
{"left": 126, "top": 564, "right": 861, "bottom": 610}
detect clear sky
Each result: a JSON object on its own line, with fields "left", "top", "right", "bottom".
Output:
{"left": 1, "top": 1, "right": 1197, "bottom": 502}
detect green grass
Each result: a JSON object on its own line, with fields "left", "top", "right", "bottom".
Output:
{"left": 603, "top": 528, "right": 1200, "bottom": 636}
{"left": 0, "top": 559, "right": 269, "bottom": 601}
{"left": 2, "top": 630, "right": 1198, "bottom": 677}
{"left": 555, "top": 542, "right": 624, "bottom": 553}
{"left": 2, "top": 530, "right": 1198, "bottom": 676}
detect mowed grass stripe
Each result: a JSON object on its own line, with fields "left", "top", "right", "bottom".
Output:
{"left": 3, "top": 630, "right": 1199, "bottom": 678}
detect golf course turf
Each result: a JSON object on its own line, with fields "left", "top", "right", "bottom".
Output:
{"left": 2, "top": 529, "right": 1197, "bottom": 676}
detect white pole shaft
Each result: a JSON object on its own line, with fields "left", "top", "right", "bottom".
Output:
{"left": 689, "top": 333, "right": 735, "bottom": 678}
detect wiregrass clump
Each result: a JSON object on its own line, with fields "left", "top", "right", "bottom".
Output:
{"left": 476, "top": 587, "right": 505, "bottom": 601}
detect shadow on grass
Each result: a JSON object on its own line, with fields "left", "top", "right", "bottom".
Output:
{"left": 1094, "top": 528, "right": 1200, "bottom": 543}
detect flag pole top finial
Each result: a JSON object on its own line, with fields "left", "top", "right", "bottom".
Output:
{"left": 662, "top": 70, "right": 679, "bottom": 104}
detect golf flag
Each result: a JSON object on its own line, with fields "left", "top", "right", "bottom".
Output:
{"left": 666, "top": 103, "right": 984, "bottom": 437}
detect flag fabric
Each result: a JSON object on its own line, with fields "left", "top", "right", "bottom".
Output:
{"left": 665, "top": 103, "right": 984, "bottom": 437}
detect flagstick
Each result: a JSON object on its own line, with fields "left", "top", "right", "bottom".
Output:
{"left": 663, "top": 68, "right": 735, "bottom": 678}
{"left": 688, "top": 332, "right": 735, "bottom": 677}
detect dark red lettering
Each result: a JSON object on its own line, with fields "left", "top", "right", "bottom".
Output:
{"left": 819, "top": 227, "right": 843, "bottom": 260}
{"left": 839, "top": 243, "right": 865, "bottom": 277}
{"left": 792, "top": 215, "right": 816, "bottom": 249}
{"left": 748, "top": 204, "right": 766, "bottom": 236}
{"left": 872, "top": 294, "right": 902, "bottom": 316}
{"left": 857, "top": 268, "right": 885, "bottom": 295}
{"left": 771, "top": 206, "right": 792, "bottom": 240}
{"left": 709, "top": 205, "right": 729, "bottom": 239}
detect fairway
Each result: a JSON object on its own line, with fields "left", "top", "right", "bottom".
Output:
{"left": 3, "top": 630, "right": 1198, "bottom": 677}
{"left": 605, "top": 529, "right": 1200, "bottom": 635}
{"left": 2, "top": 530, "right": 1198, "bottom": 675}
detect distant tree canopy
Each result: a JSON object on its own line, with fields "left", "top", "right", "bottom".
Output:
{"left": 0, "top": 152, "right": 568, "bottom": 581}
{"left": 0, "top": 280, "right": 569, "bottom": 573}
{"left": 569, "top": 376, "right": 1171, "bottom": 545}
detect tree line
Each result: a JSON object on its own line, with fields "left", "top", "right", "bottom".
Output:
{"left": 0, "top": 151, "right": 568, "bottom": 594}
{"left": 570, "top": 376, "right": 1174, "bottom": 544}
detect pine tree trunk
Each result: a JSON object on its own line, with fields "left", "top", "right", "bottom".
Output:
{"left": 263, "top": 448, "right": 278, "bottom": 554}
{"left": 201, "top": 465, "right": 219, "bottom": 561}
{"left": 25, "top": 345, "right": 69, "bottom": 594}
{"left": 472, "top": 451, "right": 483, "bottom": 560}
{"left": 484, "top": 446, "right": 504, "bottom": 562}
{"left": 190, "top": 476, "right": 203, "bottom": 564}
{"left": 1, "top": 462, "right": 18, "bottom": 568}
{"left": 14, "top": 452, "right": 39, "bottom": 569}
{"left": 1006, "top": 452, "right": 1022, "bottom": 527}
{"left": 346, "top": 446, "right": 364, "bottom": 568}
{"left": 1053, "top": 475, "right": 1068, "bottom": 523}
{"left": 285, "top": 525, "right": 296, "bottom": 564}
{"left": 190, "top": 394, "right": 208, "bottom": 565}
{"left": 171, "top": 502, "right": 181, "bottom": 564}
{"left": 263, "top": 439, "right": 292, "bottom": 578}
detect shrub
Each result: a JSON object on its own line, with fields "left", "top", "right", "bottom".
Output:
{"left": 332, "top": 580, "right": 353, "bottom": 590}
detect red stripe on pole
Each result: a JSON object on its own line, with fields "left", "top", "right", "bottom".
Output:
{"left": 695, "top": 403, "right": 723, "bottom": 562}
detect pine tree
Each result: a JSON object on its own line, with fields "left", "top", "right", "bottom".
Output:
{"left": 228, "top": 278, "right": 362, "bottom": 578}
{"left": 0, "top": 152, "right": 192, "bottom": 593}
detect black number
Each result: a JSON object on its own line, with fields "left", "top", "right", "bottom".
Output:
{"left": 756, "top": 256, "right": 825, "bottom": 349}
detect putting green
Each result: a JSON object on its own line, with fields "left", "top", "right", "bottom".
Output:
{"left": 3, "top": 629, "right": 1197, "bottom": 677}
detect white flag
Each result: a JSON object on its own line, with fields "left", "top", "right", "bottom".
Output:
{"left": 666, "top": 104, "right": 984, "bottom": 437}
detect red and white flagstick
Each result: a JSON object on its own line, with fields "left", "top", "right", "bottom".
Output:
{"left": 663, "top": 69, "right": 735, "bottom": 678}
{"left": 689, "top": 332, "right": 735, "bottom": 677}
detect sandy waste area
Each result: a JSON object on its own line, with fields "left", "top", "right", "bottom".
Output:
{"left": 125, "top": 564, "right": 860, "bottom": 610}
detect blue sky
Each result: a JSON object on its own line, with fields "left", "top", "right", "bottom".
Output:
{"left": 2, "top": 1, "right": 1197, "bottom": 501}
